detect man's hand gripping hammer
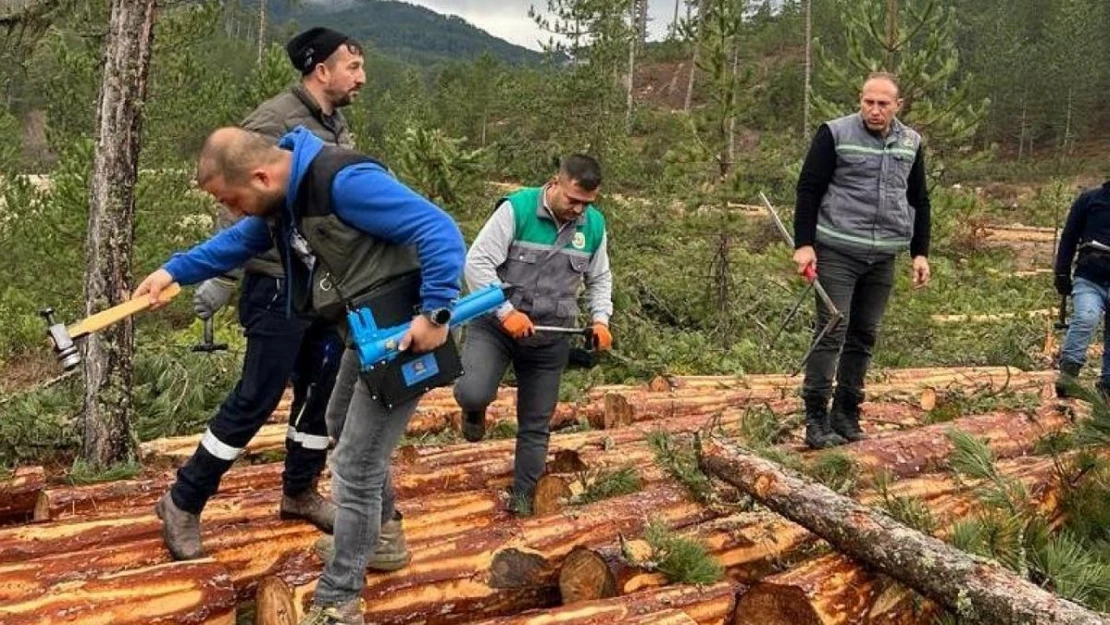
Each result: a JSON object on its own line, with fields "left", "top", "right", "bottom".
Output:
{"left": 41, "top": 284, "right": 183, "bottom": 371}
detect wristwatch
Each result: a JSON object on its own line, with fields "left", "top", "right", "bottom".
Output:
{"left": 423, "top": 307, "right": 452, "bottom": 326}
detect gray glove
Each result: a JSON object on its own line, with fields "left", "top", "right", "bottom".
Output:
{"left": 193, "top": 278, "right": 236, "bottom": 320}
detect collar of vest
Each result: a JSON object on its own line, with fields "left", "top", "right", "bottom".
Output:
{"left": 291, "top": 84, "right": 342, "bottom": 133}
{"left": 535, "top": 183, "right": 588, "bottom": 228}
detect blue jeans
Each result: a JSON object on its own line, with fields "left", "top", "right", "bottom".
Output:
{"left": 314, "top": 348, "right": 419, "bottom": 605}
{"left": 1061, "top": 277, "right": 1110, "bottom": 382}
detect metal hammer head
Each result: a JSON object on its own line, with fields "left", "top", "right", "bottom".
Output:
{"left": 191, "top": 317, "right": 229, "bottom": 354}
{"left": 41, "top": 307, "right": 81, "bottom": 371}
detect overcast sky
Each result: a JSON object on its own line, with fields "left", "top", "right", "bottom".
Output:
{"left": 374, "top": 0, "right": 687, "bottom": 51}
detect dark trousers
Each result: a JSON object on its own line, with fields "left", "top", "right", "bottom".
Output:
{"left": 453, "top": 317, "right": 570, "bottom": 500}
{"left": 802, "top": 244, "right": 895, "bottom": 401}
{"left": 171, "top": 274, "right": 342, "bottom": 514}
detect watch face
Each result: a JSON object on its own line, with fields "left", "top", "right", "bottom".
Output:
{"left": 431, "top": 308, "right": 451, "bottom": 324}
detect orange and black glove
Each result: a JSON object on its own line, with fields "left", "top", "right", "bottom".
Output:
{"left": 589, "top": 322, "right": 612, "bottom": 351}
{"left": 501, "top": 310, "right": 535, "bottom": 339}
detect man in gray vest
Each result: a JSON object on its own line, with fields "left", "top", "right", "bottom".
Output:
{"left": 136, "top": 125, "right": 466, "bottom": 625}
{"left": 154, "top": 28, "right": 410, "bottom": 570}
{"left": 793, "top": 72, "right": 932, "bottom": 449}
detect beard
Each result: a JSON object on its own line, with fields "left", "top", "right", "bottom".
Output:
{"left": 326, "top": 87, "right": 359, "bottom": 109}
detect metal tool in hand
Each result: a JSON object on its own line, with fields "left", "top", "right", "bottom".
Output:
{"left": 41, "top": 283, "right": 183, "bottom": 371}
{"left": 534, "top": 325, "right": 600, "bottom": 367}
{"left": 759, "top": 192, "right": 844, "bottom": 376}
{"left": 192, "top": 317, "right": 229, "bottom": 353}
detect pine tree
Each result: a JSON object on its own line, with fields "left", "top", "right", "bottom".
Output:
{"left": 813, "top": 0, "right": 988, "bottom": 150}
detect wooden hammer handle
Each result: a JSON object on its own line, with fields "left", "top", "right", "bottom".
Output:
{"left": 67, "top": 283, "right": 182, "bottom": 340}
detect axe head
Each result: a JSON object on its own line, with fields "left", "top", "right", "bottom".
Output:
{"left": 41, "top": 308, "right": 81, "bottom": 371}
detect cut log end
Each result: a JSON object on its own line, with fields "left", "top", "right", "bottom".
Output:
{"left": 533, "top": 474, "right": 572, "bottom": 516}
{"left": 559, "top": 546, "right": 617, "bottom": 604}
{"left": 731, "top": 585, "right": 822, "bottom": 625}
{"left": 603, "top": 393, "right": 633, "bottom": 429}
{"left": 548, "top": 449, "right": 588, "bottom": 474}
{"left": 919, "top": 388, "right": 937, "bottom": 411}
{"left": 489, "top": 547, "right": 548, "bottom": 589}
{"left": 255, "top": 576, "right": 297, "bottom": 625}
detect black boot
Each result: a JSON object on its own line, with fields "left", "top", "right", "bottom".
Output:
{"left": 1056, "top": 361, "right": 1082, "bottom": 399}
{"left": 462, "top": 409, "right": 486, "bottom": 442}
{"left": 803, "top": 394, "right": 846, "bottom": 450}
{"left": 829, "top": 387, "right": 866, "bottom": 442}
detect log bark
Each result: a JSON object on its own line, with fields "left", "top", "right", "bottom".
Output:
{"left": 0, "top": 466, "right": 45, "bottom": 525}
{"left": 466, "top": 581, "right": 739, "bottom": 625}
{"left": 700, "top": 436, "right": 1110, "bottom": 625}
{"left": 0, "top": 559, "right": 236, "bottom": 625}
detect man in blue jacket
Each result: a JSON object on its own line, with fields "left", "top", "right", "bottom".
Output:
{"left": 1054, "top": 181, "right": 1110, "bottom": 399}
{"left": 135, "top": 126, "right": 465, "bottom": 625}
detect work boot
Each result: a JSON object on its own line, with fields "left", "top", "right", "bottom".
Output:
{"left": 280, "top": 488, "right": 336, "bottom": 533}
{"left": 829, "top": 387, "right": 867, "bottom": 442}
{"left": 462, "top": 409, "right": 486, "bottom": 442}
{"left": 297, "top": 598, "right": 364, "bottom": 625}
{"left": 154, "top": 492, "right": 204, "bottom": 560}
{"left": 1056, "top": 361, "right": 1082, "bottom": 399}
{"left": 314, "top": 514, "right": 411, "bottom": 572}
{"left": 803, "top": 394, "right": 845, "bottom": 450}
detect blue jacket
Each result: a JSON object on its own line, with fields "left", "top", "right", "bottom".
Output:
{"left": 164, "top": 128, "right": 465, "bottom": 313}
{"left": 1056, "top": 182, "right": 1110, "bottom": 286}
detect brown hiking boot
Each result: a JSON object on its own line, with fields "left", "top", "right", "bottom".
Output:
{"left": 314, "top": 517, "right": 411, "bottom": 572}
{"left": 280, "top": 488, "right": 336, "bottom": 533}
{"left": 298, "top": 598, "right": 364, "bottom": 625}
{"left": 154, "top": 492, "right": 204, "bottom": 560}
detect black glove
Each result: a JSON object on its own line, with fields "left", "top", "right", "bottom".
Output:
{"left": 1055, "top": 273, "right": 1073, "bottom": 296}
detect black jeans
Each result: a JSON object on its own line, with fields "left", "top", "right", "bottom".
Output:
{"left": 453, "top": 317, "right": 570, "bottom": 500}
{"left": 171, "top": 274, "right": 343, "bottom": 514}
{"left": 802, "top": 244, "right": 895, "bottom": 401}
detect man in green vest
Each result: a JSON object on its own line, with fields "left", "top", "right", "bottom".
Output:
{"left": 453, "top": 155, "right": 614, "bottom": 512}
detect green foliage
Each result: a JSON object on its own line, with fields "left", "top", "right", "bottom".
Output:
{"left": 804, "top": 451, "right": 860, "bottom": 495}
{"left": 648, "top": 430, "right": 715, "bottom": 504}
{"left": 873, "top": 469, "right": 939, "bottom": 535}
{"left": 642, "top": 520, "right": 725, "bottom": 585}
{"left": 486, "top": 420, "right": 519, "bottom": 441}
{"left": 813, "top": 0, "right": 989, "bottom": 150}
{"left": 65, "top": 457, "right": 142, "bottom": 485}
{"left": 575, "top": 466, "right": 644, "bottom": 504}
{"left": 1029, "top": 532, "right": 1110, "bottom": 610}
{"left": 388, "top": 126, "right": 487, "bottom": 209}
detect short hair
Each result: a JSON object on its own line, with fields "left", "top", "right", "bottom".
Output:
{"left": 559, "top": 154, "right": 602, "bottom": 191}
{"left": 864, "top": 71, "right": 900, "bottom": 97}
{"left": 195, "top": 127, "right": 282, "bottom": 186}
{"left": 323, "top": 41, "right": 365, "bottom": 71}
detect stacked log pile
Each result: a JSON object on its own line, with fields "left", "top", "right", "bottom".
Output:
{"left": 0, "top": 365, "right": 1087, "bottom": 625}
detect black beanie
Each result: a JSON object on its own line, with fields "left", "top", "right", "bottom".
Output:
{"left": 286, "top": 27, "right": 350, "bottom": 75}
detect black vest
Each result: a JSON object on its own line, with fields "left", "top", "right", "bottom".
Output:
{"left": 278, "top": 147, "right": 421, "bottom": 321}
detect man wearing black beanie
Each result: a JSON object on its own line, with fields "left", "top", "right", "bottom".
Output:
{"left": 154, "top": 27, "right": 414, "bottom": 578}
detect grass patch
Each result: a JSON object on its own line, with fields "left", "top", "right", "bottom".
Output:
{"left": 575, "top": 466, "right": 643, "bottom": 505}
{"left": 872, "top": 469, "right": 938, "bottom": 535}
{"left": 803, "top": 451, "right": 860, "bottom": 495}
{"left": 486, "top": 420, "right": 518, "bottom": 440}
{"left": 64, "top": 458, "right": 142, "bottom": 485}
{"left": 648, "top": 430, "right": 714, "bottom": 504}
{"left": 643, "top": 520, "right": 724, "bottom": 585}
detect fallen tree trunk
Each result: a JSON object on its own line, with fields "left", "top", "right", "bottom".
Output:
{"left": 466, "top": 581, "right": 739, "bottom": 625}
{"left": 700, "top": 436, "right": 1110, "bottom": 625}
{"left": 731, "top": 452, "right": 1069, "bottom": 625}
{"left": 0, "top": 466, "right": 45, "bottom": 525}
{"left": 0, "top": 559, "right": 237, "bottom": 625}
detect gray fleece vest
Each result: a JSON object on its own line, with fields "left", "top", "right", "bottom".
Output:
{"left": 235, "top": 85, "right": 355, "bottom": 278}
{"left": 816, "top": 113, "right": 921, "bottom": 255}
